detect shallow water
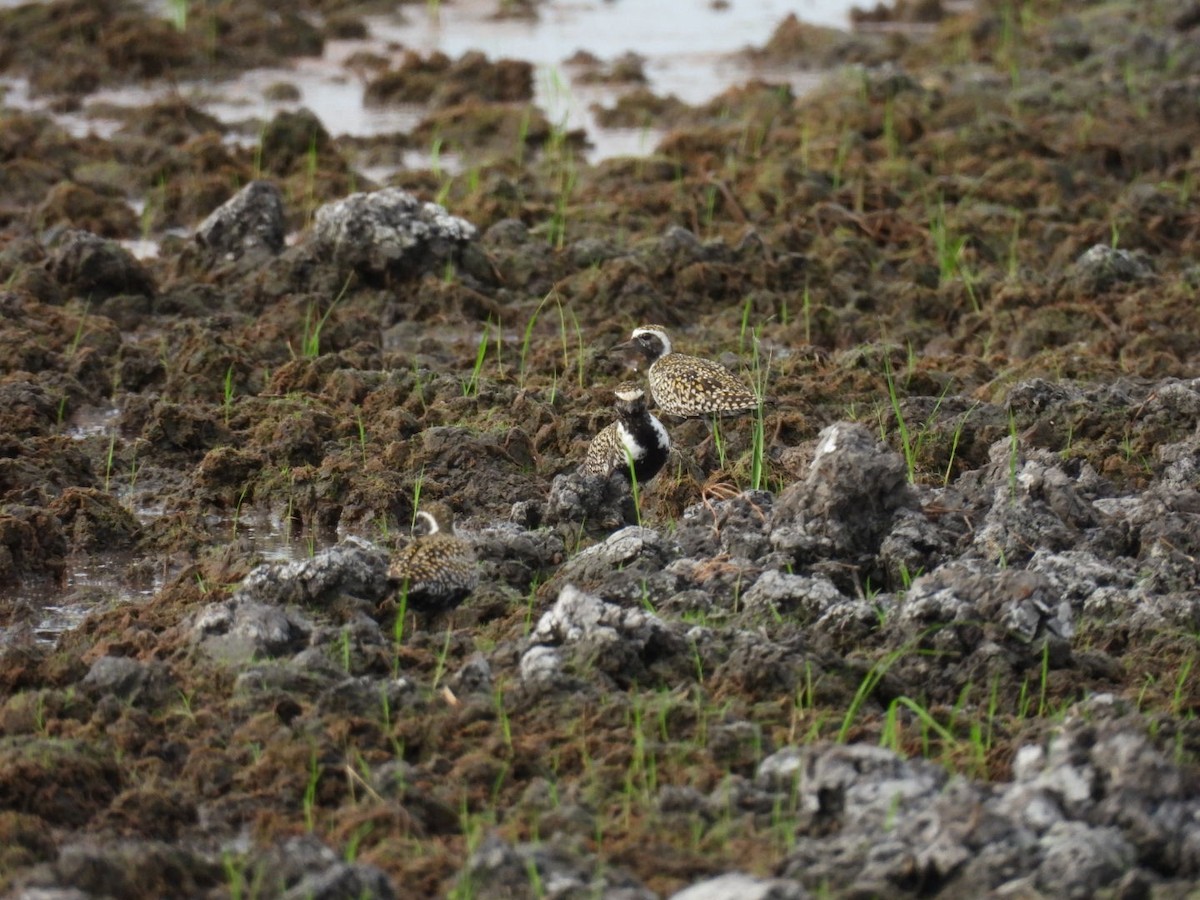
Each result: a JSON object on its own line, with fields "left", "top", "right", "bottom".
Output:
{"left": 368, "top": 0, "right": 854, "bottom": 115}
{"left": 3, "top": 0, "right": 860, "bottom": 162}
{"left": 0, "top": 512, "right": 327, "bottom": 645}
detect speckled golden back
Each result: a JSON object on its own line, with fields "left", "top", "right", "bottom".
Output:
{"left": 611, "top": 324, "right": 759, "bottom": 418}
{"left": 581, "top": 421, "right": 622, "bottom": 476}
{"left": 387, "top": 502, "right": 478, "bottom": 614}
{"left": 649, "top": 352, "right": 758, "bottom": 417}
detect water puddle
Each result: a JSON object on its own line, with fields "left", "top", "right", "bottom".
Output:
{"left": 3, "top": 0, "right": 861, "bottom": 165}
{"left": 368, "top": 0, "right": 851, "bottom": 112}
{"left": 0, "top": 551, "right": 160, "bottom": 645}
{"left": 65, "top": 405, "right": 122, "bottom": 441}
{"left": 0, "top": 503, "right": 339, "bottom": 646}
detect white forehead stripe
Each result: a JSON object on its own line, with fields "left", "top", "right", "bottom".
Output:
{"left": 631, "top": 326, "right": 671, "bottom": 356}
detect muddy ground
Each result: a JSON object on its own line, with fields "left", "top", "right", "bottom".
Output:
{"left": 1, "top": 0, "right": 1200, "bottom": 897}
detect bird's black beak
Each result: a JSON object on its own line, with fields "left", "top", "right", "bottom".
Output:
{"left": 607, "top": 338, "right": 635, "bottom": 356}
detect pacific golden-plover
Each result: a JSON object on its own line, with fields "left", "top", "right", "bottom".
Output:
{"left": 387, "top": 501, "right": 478, "bottom": 615}
{"left": 580, "top": 380, "right": 670, "bottom": 483}
{"left": 611, "top": 325, "right": 759, "bottom": 418}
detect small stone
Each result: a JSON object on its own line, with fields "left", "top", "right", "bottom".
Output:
{"left": 309, "top": 188, "right": 476, "bottom": 280}
{"left": 194, "top": 180, "right": 286, "bottom": 263}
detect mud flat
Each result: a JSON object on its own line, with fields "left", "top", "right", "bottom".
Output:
{"left": 1, "top": 0, "right": 1200, "bottom": 897}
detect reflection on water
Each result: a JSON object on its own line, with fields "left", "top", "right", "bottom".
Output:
{"left": 1, "top": 0, "right": 858, "bottom": 164}
{"left": 0, "top": 505, "right": 334, "bottom": 645}
{"left": 66, "top": 405, "right": 122, "bottom": 441}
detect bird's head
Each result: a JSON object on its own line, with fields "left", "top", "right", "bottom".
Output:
{"left": 610, "top": 325, "right": 671, "bottom": 363}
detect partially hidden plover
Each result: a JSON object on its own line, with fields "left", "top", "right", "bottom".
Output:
{"left": 387, "top": 501, "right": 478, "bottom": 615}
{"left": 611, "top": 325, "right": 759, "bottom": 418}
{"left": 580, "top": 380, "right": 670, "bottom": 482}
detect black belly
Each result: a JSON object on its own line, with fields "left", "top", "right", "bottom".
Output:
{"left": 622, "top": 416, "right": 669, "bottom": 483}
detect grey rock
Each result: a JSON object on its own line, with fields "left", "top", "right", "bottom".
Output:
{"left": 261, "top": 835, "right": 395, "bottom": 900}
{"left": 482, "top": 217, "right": 530, "bottom": 247}
{"left": 771, "top": 422, "right": 915, "bottom": 563}
{"left": 1066, "top": 243, "right": 1155, "bottom": 293}
{"left": 461, "top": 832, "right": 654, "bottom": 900}
{"left": 769, "top": 744, "right": 959, "bottom": 893}
{"left": 28, "top": 840, "right": 218, "bottom": 899}
{"left": 992, "top": 783, "right": 1065, "bottom": 835}
{"left": 530, "top": 583, "right": 665, "bottom": 647}
{"left": 280, "top": 863, "right": 395, "bottom": 900}
{"left": 1123, "top": 484, "right": 1200, "bottom": 592}
{"left": 1092, "top": 588, "right": 1200, "bottom": 638}
{"left": 469, "top": 520, "right": 565, "bottom": 593}
{"left": 232, "top": 659, "right": 337, "bottom": 700}
{"left": 897, "top": 560, "right": 1072, "bottom": 650}
{"left": 656, "top": 224, "right": 707, "bottom": 265}
{"left": 316, "top": 675, "right": 414, "bottom": 718}
{"left": 812, "top": 595, "right": 885, "bottom": 643}
{"left": 194, "top": 179, "right": 286, "bottom": 263}
{"left": 664, "top": 556, "right": 761, "bottom": 613}
{"left": 1002, "top": 709, "right": 1200, "bottom": 890}
{"left": 669, "top": 872, "right": 808, "bottom": 900}
{"left": 542, "top": 469, "right": 636, "bottom": 532}
{"left": 1035, "top": 822, "right": 1136, "bottom": 898}
{"left": 310, "top": 188, "right": 476, "bottom": 279}
{"left": 233, "top": 537, "right": 391, "bottom": 608}
{"left": 191, "top": 598, "right": 312, "bottom": 663}
{"left": 675, "top": 490, "right": 774, "bottom": 560}
{"left": 1005, "top": 376, "right": 1084, "bottom": 415}
{"left": 521, "top": 584, "right": 679, "bottom": 688}
{"left": 80, "top": 655, "right": 172, "bottom": 706}
{"left": 47, "top": 229, "right": 154, "bottom": 299}
{"left": 569, "top": 236, "right": 624, "bottom": 268}
{"left": 1025, "top": 549, "right": 1137, "bottom": 605}
{"left": 1158, "top": 437, "right": 1200, "bottom": 489}
{"left": 973, "top": 442, "right": 1103, "bottom": 565}
{"left": 1010, "top": 741, "right": 1097, "bottom": 817}
{"left": 449, "top": 652, "right": 493, "bottom": 695}
{"left": 712, "top": 630, "right": 816, "bottom": 695}
{"left": 658, "top": 587, "right": 721, "bottom": 617}
{"left": 1139, "top": 378, "right": 1200, "bottom": 427}
{"left": 759, "top": 743, "right": 945, "bottom": 829}
{"left": 756, "top": 704, "right": 1200, "bottom": 896}
{"left": 740, "top": 569, "right": 844, "bottom": 621}
{"left": 906, "top": 779, "right": 1016, "bottom": 877}
{"left": 546, "top": 525, "right": 679, "bottom": 603}
{"left": 877, "top": 505, "right": 955, "bottom": 588}
{"left": 518, "top": 644, "right": 562, "bottom": 683}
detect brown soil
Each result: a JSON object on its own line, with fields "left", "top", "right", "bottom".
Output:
{"left": 1, "top": 0, "right": 1199, "bottom": 897}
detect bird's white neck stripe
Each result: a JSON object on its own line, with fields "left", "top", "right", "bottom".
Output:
{"left": 616, "top": 422, "right": 645, "bottom": 457}
{"left": 650, "top": 416, "right": 669, "bottom": 449}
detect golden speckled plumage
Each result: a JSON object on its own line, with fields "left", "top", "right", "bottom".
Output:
{"left": 613, "top": 325, "right": 759, "bottom": 418}
{"left": 387, "top": 502, "right": 478, "bottom": 614}
{"left": 580, "top": 422, "right": 626, "bottom": 477}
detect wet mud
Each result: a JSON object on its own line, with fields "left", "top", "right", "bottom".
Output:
{"left": 1, "top": 0, "right": 1200, "bottom": 897}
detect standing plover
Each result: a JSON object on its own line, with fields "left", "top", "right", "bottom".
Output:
{"left": 611, "top": 325, "right": 759, "bottom": 418}
{"left": 387, "top": 501, "right": 478, "bottom": 615}
{"left": 580, "top": 381, "right": 670, "bottom": 482}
